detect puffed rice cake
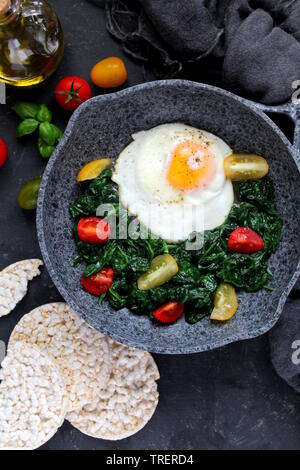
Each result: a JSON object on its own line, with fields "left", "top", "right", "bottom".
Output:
{"left": 67, "top": 338, "right": 159, "bottom": 440}
{"left": 9, "top": 303, "right": 111, "bottom": 412}
{"left": 0, "top": 259, "right": 43, "bottom": 318}
{"left": 0, "top": 341, "right": 68, "bottom": 450}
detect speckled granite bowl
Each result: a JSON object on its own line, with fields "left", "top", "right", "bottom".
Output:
{"left": 37, "top": 80, "right": 300, "bottom": 354}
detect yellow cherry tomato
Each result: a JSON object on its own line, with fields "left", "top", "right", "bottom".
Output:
{"left": 138, "top": 254, "right": 178, "bottom": 291}
{"left": 224, "top": 153, "right": 269, "bottom": 181}
{"left": 90, "top": 57, "right": 127, "bottom": 89}
{"left": 210, "top": 283, "right": 238, "bottom": 322}
{"left": 77, "top": 158, "right": 112, "bottom": 182}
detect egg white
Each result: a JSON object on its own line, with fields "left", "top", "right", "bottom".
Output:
{"left": 112, "top": 123, "right": 234, "bottom": 242}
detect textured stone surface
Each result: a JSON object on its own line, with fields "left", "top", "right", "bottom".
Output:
{"left": 37, "top": 80, "right": 300, "bottom": 354}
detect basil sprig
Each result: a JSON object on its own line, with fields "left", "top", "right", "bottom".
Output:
{"left": 12, "top": 102, "right": 63, "bottom": 160}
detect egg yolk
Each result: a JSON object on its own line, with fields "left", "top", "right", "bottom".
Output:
{"left": 167, "top": 141, "right": 217, "bottom": 191}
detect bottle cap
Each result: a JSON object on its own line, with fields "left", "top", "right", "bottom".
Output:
{"left": 0, "top": 0, "right": 10, "bottom": 16}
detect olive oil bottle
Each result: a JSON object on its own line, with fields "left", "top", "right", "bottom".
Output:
{"left": 0, "top": 0, "right": 64, "bottom": 86}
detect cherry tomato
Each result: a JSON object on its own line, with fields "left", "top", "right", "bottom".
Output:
{"left": 77, "top": 217, "right": 110, "bottom": 244}
{"left": 17, "top": 177, "right": 42, "bottom": 210}
{"left": 138, "top": 254, "right": 178, "bottom": 291}
{"left": 77, "top": 158, "right": 112, "bottom": 182}
{"left": 210, "top": 283, "right": 238, "bottom": 322}
{"left": 224, "top": 153, "right": 269, "bottom": 181}
{"left": 81, "top": 267, "right": 114, "bottom": 296}
{"left": 90, "top": 57, "right": 127, "bottom": 89}
{"left": 55, "top": 76, "right": 92, "bottom": 111}
{"left": 152, "top": 301, "right": 184, "bottom": 324}
{"left": 228, "top": 227, "right": 264, "bottom": 253}
{"left": 0, "top": 138, "right": 7, "bottom": 167}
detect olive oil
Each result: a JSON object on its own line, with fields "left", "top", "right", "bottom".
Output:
{"left": 0, "top": 0, "right": 64, "bottom": 87}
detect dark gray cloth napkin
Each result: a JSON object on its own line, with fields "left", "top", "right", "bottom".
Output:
{"left": 269, "top": 298, "right": 300, "bottom": 393}
{"left": 92, "top": 0, "right": 300, "bottom": 104}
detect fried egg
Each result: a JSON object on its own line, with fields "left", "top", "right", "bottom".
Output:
{"left": 112, "top": 123, "right": 234, "bottom": 242}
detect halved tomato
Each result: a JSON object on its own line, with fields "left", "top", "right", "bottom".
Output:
{"left": 138, "top": 254, "right": 178, "bottom": 291}
{"left": 228, "top": 227, "right": 264, "bottom": 253}
{"left": 152, "top": 301, "right": 184, "bottom": 324}
{"left": 81, "top": 267, "right": 113, "bottom": 296}
{"left": 77, "top": 217, "right": 110, "bottom": 244}
{"left": 224, "top": 153, "right": 269, "bottom": 181}
{"left": 210, "top": 283, "right": 238, "bottom": 322}
{"left": 77, "top": 158, "right": 112, "bottom": 182}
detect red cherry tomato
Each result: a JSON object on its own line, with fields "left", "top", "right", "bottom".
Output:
{"left": 228, "top": 227, "right": 264, "bottom": 254}
{"left": 55, "top": 76, "right": 92, "bottom": 111}
{"left": 0, "top": 138, "right": 7, "bottom": 167}
{"left": 81, "top": 267, "right": 114, "bottom": 296}
{"left": 152, "top": 301, "right": 184, "bottom": 324}
{"left": 77, "top": 217, "right": 110, "bottom": 244}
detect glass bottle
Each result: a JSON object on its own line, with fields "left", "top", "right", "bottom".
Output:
{"left": 0, "top": 0, "right": 64, "bottom": 86}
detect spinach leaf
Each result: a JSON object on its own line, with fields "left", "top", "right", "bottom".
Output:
{"left": 234, "top": 178, "right": 277, "bottom": 215}
{"left": 70, "top": 169, "right": 115, "bottom": 218}
{"left": 221, "top": 252, "right": 270, "bottom": 292}
{"left": 70, "top": 175, "right": 282, "bottom": 324}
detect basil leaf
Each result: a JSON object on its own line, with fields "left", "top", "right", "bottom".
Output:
{"left": 39, "top": 122, "right": 56, "bottom": 146}
{"left": 16, "top": 119, "right": 39, "bottom": 138}
{"left": 51, "top": 124, "right": 63, "bottom": 142}
{"left": 38, "top": 136, "right": 55, "bottom": 159}
{"left": 37, "top": 104, "right": 52, "bottom": 123}
{"left": 12, "top": 102, "right": 39, "bottom": 120}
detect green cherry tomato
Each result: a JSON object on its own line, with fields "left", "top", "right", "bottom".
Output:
{"left": 17, "top": 177, "right": 42, "bottom": 210}
{"left": 137, "top": 254, "right": 178, "bottom": 291}
{"left": 224, "top": 153, "right": 269, "bottom": 181}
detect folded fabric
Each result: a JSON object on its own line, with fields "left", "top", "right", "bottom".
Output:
{"left": 223, "top": 0, "right": 300, "bottom": 103}
{"left": 99, "top": 0, "right": 300, "bottom": 104}
{"left": 269, "top": 297, "right": 300, "bottom": 393}
{"left": 105, "top": 0, "right": 225, "bottom": 77}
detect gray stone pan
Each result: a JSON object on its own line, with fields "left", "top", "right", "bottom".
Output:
{"left": 36, "top": 80, "right": 300, "bottom": 354}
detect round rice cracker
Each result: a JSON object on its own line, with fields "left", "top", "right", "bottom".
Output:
{"left": 0, "top": 341, "right": 67, "bottom": 450}
{"left": 67, "top": 338, "right": 160, "bottom": 440}
{"left": 0, "top": 259, "right": 43, "bottom": 318}
{"left": 9, "top": 303, "right": 110, "bottom": 412}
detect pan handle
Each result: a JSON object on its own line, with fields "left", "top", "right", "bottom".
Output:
{"left": 246, "top": 99, "right": 300, "bottom": 289}
{"left": 249, "top": 102, "right": 291, "bottom": 115}
{"left": 259, "top": 102, "right": 300, "bottom": 163}
{"left": 247, "top": 100, "right": 300, "bottom": 163}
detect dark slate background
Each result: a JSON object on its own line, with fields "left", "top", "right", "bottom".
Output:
{"left": 0, "top": 0, "right": 299, "bottom": 450}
